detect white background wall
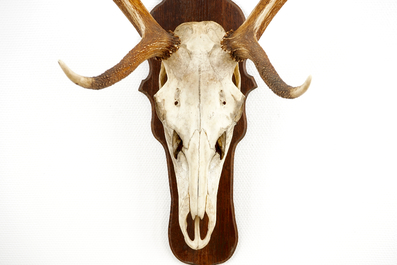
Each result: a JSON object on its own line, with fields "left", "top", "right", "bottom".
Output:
{"left": 1, "top": 0, "right": 396, "bottom": 264}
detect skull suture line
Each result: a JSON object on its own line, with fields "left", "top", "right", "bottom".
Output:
{"left": 58, "top": 0, "right": 311, "bottom": 251}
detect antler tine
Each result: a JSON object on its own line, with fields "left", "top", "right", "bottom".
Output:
{"left": 221, "top": 0, "right": 311, "bottom": 99}
{"left": 113, "top": 0, "right": 161, "bottom": 38}
{"left": 59, "top": 0, "right": 180, "bottom": 90}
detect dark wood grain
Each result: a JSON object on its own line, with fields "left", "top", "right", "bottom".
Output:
{"left": 138, "top": 1, "right": 257, "bottom": 264}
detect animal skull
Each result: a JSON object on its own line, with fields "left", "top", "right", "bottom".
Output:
{"left": 58, "top": 0, "right": 311, "bottom": 250}
{"left": 154, "top": 21, "right": 244, "bottom": 249}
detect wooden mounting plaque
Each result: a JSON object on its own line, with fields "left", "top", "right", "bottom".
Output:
{"left": 138, "top": 0, "right": 257, "bottom": 264}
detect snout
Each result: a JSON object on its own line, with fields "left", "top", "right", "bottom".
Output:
{"left": 185, "top": 130, "right": 213, "bottom": 220}
{"left": 171, "top": 128, "right": 230, "bottom": 249}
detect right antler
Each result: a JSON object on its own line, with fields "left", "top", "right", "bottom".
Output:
{"left": 222, "top": 0, "right": 311, "bottom": 99}
{"left": 59, "top": 0, "right": 180, "bottom": 90}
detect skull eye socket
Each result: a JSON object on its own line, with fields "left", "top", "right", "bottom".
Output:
{"left": 215, "top": 132, "right": 226, "bottom": 160}
{"left": 172, "top": 130, "right": 183, "bottom": 159}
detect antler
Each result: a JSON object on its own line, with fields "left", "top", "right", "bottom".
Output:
{"left": 58, "top": 0, "right": 180, "bottom": 90}
{"left": 221, "top": 0, "right": 311, "bottom": 99}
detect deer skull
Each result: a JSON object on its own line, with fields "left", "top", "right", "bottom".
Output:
{"left": 154, "top": 21, "right": 244, "bottom": 249}
{"left": 58, "top": 0, "right": 311, "bottom": 250}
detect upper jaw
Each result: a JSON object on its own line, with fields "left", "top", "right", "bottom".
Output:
{"left": 167, "top": 128, "right": 229, "bottom": 249}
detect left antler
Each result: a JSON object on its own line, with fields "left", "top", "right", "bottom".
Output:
{"left": 59, "top": 0, "right": 180, "bottom": 90}
{"left": 222, "top": 0, "right": 311, "bottom": 99}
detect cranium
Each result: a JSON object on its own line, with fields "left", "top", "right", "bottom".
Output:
{"left": 154, "top": 21, "right": 245, "bottom": 249}
{"left": 58, "top": 0, "right": 311, "bottom": 250}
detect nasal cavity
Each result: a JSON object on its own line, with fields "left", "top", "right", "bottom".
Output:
{"left": 187, "top": 212, "right": 209, "bottom": 240}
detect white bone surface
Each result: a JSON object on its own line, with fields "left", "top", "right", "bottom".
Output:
{"left": 154, "top": 21, "right": 245, "bottom": 250}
